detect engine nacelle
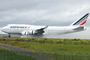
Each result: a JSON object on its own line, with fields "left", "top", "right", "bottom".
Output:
{"left": 28, "top": 30, "right": 36, "bottom": 35}
{"left": 21, "top": 30, "right": 36, "bottom": 35}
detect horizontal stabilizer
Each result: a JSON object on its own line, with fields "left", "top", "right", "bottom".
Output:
{"left": 73, "top": 26, "right": 84, "bottom": 31}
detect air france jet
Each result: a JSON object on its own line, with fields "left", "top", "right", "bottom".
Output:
{"left": 1, "top": 13, "right": 89, "bottom": 37}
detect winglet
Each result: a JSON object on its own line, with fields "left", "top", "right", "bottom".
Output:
{"left": 44, "top": 25, "right": 48, "bottom": 29}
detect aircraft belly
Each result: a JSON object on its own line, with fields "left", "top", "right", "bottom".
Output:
{"left": 44, "top": 30, "right": 67, "bottom": 35}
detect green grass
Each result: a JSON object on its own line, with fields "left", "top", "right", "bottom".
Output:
{"left": 0, "top": 38, "right": 90, "bottom": 60}
{"left": 0, "top": 47, "right": 37, "bottom": 60}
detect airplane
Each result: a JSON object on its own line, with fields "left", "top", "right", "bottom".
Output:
{"left": 1, "top": 13, "right": 89, "bottom": 37}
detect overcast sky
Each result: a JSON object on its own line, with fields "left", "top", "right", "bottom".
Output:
{"left": 0, "top": 0, "right": 90, "bottom": 26}
{"left": 0, "top": 0, "right": 90, "bottom": 39}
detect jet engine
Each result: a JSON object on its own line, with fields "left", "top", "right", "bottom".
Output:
{"left": 21, "top": 30, "right": 36, "bottom": 35}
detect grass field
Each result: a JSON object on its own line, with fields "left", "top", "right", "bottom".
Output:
{"left": 0, "top": 38, "right": 90, "bottom": 60}
{"left": 0, "top": 47, "right": 37, "bottom": 60}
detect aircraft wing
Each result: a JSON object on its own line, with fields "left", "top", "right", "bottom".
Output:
{"left": 35, "top": 25, "right": 48, "bottom": 34}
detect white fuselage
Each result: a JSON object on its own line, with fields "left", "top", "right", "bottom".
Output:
{"left": 1, "top": 13, "right": 89, "bottom": 36}
{"left": 1, "top": 24, "right": 85, "bottom": 35}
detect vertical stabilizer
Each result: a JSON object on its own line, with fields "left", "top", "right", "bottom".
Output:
{"left": 70, "top": 13, "right": 89, "bottom": 26}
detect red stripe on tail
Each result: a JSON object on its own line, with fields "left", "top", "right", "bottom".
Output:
{"left": 80, "top": 20, "right": 87, "bottom": 25}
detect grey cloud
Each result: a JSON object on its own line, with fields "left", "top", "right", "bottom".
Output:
{"left": 0, "top": 0, "right": 90, "bottom": 27}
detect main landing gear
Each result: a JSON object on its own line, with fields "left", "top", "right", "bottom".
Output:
{"left": 8, "top": 34, "right": 11, "bottom": 37}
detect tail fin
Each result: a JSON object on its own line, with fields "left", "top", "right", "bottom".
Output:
{"left": 70, "top": 13, "right": 89, "bottom": 26}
